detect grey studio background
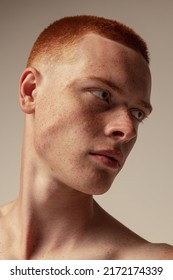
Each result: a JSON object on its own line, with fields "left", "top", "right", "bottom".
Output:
{"left": 1, "top": 0, "right": 173, "bottom": 245}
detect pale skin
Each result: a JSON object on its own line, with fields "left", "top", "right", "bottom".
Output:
{"left": 0, "top": 33, "right": 173, "bottom": 260}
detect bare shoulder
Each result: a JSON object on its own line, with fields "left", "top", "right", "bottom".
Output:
{"left": 92, "top": 202, "right": 148, "bottom": 258}
{"left": 0, "top": 200, "right": 16, "bottom": 217}
{"left": 0, "top": 200, "right": 16, "bottom": 228}
{"left": 122, "top": 242, "right": 173, "bottom": 260}
{"left": 0, "top": 200, "right": 18, "bottom": 259}
{"left": 93, "top": 202, "right": 173, "bottom": 260}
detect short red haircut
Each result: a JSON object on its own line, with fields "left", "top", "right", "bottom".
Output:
{"left": 27, "top": 15, "right": 149, "bottom": 66}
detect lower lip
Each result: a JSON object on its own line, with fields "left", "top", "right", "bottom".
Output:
{"left": 90, "top": 154, "right": 120, "bottom": 170}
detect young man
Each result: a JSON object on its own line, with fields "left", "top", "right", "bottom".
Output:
{"left": 0, "top": 15, "right": 172, "bottom": 260}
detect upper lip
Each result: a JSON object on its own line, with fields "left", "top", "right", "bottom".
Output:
{"left": 90, "top": 149, "right": 124, "bottom": 166}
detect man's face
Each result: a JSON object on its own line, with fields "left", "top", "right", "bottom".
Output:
{"left": 33, "top": 33, "right": 151, "bottom": 195}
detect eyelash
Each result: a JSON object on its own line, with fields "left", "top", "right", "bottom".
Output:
{"left": 89, "top": 88, "right": 146, "bottom": 122}
{"left": 89, "top": 89, "right": 111, "bottom": 103}
{"left": 130, "top": 109, "right": 146, "bottom": 122}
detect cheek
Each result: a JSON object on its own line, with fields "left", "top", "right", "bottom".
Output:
{"left": 33, "top": 97, "right": 65, "bottom": 156}
{"left": 33, "top": 101, "right": 96, "bottom": 160}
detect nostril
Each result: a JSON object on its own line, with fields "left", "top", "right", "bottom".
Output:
{"left": 113, "top": 131, "right": 124, "bottom": 137}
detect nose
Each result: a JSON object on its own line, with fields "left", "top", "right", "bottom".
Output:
{"left": 104, "top": 108, "right": 137, "bottom": 143}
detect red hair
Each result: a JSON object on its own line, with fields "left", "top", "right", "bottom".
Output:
{"left": 27, "top": 15, "right": 149, "bottom": 66}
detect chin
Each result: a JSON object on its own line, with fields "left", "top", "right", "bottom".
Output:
{"left": 93, "top": 185, "right": 112, "bottom": 196}
{"left": 78, "top": 180, "right": 113, "bottom": 196}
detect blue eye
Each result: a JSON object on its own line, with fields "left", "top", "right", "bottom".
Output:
{"left": 91, "top": 90, "right": 110, "bottom": 102}
{"left": 130, "top": 109, "right": 145, "bottom": 121}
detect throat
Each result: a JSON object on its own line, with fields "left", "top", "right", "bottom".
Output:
{"left": 16, "top": 193, "right": 94, "bottom": 259}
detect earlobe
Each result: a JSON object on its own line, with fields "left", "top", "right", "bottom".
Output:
{"left": 19, "top": 67, "right": 40, "bottom": 114}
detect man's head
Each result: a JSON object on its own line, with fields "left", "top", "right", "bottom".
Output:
{"left": 19, "top": 16, "right": 152, "bottom": 195}
{"left": 27, "top": 15, "right": 149, "bottom": 67}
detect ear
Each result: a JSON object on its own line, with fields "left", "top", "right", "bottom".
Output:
{"left": 19, "top": 67, "right": 40, "bottom": 114}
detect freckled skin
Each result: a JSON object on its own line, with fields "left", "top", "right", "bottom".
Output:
{"left": 0, "top": 33, "right": 173, "bottom": 260}
{"left": 33, "top": 34, "right": 151, "bottom": 195}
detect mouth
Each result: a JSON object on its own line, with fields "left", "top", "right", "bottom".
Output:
{"left": 90, "top": 150, "right": 123, "bottom": 170}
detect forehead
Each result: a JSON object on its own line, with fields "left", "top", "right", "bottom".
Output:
{"left": 63, "top": 33, "right": 150, "bottom": 95}
{"left": 43, "top": 32, "right": 150, "bottom": 78}
{"left": 74, "top": 33, "right": 150, "bottom": 74}
{"left": 41, "top": 33, "right": 151, "bottom": 103}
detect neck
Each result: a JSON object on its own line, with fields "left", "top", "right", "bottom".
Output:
{"left": 14, "top": 123, "right": 94, "bottom": 259}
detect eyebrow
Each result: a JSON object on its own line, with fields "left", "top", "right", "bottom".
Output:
{"left": 86, "top": 76, "right": 153, "bottom": 114}
{"left": 87, "top": 76, "right": 121, "bottom": 92}
{"left": 137, "top": 100, "right": 153, "bottom": 114}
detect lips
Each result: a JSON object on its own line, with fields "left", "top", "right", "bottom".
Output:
{"left": 90, "top": 149, "right": 123, "bottom": 170}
